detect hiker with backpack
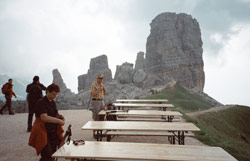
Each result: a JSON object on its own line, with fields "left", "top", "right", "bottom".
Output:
{"left": 0, "top": 79, "right": 17, "bottom": 115}
{"left": 26, "top": 76, "right": 46, "bottom": 132}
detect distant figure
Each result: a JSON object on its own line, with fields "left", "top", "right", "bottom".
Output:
{"left": 28, "top": 83, "right": 65, "bottom": 161}
{"left": 26, "top": 76, "right": 46, "bottom": 132}
{"left": 0, "top": 79, "right": 17, "bottom": 115}
{"left": 90, "top": 74, "right": 106, "bottom": 120}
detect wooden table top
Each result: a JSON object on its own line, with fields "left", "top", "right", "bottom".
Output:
{"left": 52, "top": 141, "right": 237, "bottom": 161}
{"left": 116, "top": 99, "right": 168, "bottom": 103}
{"left": 81, "top": 121, "right": 200, "bottom": 132}
{"left": 113, "top": 103, "right": 174, "bottom": 108}
{"left": 99, "top": 110, "right": 182, "bottom": 117}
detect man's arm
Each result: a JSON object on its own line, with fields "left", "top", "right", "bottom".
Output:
{"left": 40, "top": 84, "right": 47, "bottom": 91}
{"left": 103, "top": 85, "right": 106, "bottom": 96}
{"left": 40, "top": 113, "right": 65, "bottom": 126}
{"left": 12, "top": 92, "right": 17, "bottom": 98}
{"left": 26, "top": 84, "right": 30, "bottom": 93}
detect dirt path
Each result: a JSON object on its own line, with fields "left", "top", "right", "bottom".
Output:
{"left": 186, "top": 105, "right": 235, "bottom": 117}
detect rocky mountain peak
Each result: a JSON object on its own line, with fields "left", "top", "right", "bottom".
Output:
{"left": 135, "top": 51, "right": 145, "bottom": 71}
{"left": 52, "top": 69, "right": 74, "bottom": 99}
{"left": 78, "top": 54, "right": 112, "bottom": 92}
{"left": 52, "top": 69, "right": 67, "bottom": 91}
{"left": 145, "top": 12, "right": 205, "bottom": 91}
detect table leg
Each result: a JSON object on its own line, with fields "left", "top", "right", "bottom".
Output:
{"left": 178, "top": 131, "right": 181, "bottom": 145}
{"left": 177, "top": 131, "right": 185, "bottom": 145}
{"left": 181, "top": 131, "right": 185, "bottom": 145}
{"left": 95, "top": 130, "right": 103, "bottom": 141}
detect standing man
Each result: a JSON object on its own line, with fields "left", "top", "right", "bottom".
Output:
{"left": 29, "top": 83, "right": 65, "bottom": 161}
{"left": 90, "top": 74, "right": 106, "bottom": 121}
{"left": 26, "top": 76, "right": 46, "bottom": 132}
{"left": 0, "top": 79, "right": 17, "bottom": 115}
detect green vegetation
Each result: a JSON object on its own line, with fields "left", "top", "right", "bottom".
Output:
{"left": 143, "top": 83, "right": 250, "bottom": 160}
{"left": 192, "top": 106, "right": 250, "bottom": 161}
{"left": 144, "top": 83, "right": 213, "bottom": 112}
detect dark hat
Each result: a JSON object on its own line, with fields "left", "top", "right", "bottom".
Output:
{"left": 33, "top": 76, "right": 39, "bottom": 82}
{"left": 97, "top": 74, "right": 104, "bottom": 79}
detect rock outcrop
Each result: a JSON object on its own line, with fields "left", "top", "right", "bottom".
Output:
{"left": 78, "top": 74, "right": 87, "bottom": 92}
{"left": 135, "top": 51, "right": 145, "bottom": 71}
{"left": 145, "top": 12, "right": 205, "bottom": 91}
{"left": 114, "top": 62, "right": 134, "bottom": 84}
{"left": 132, "top": 69, "right": 147, "bottom": 88}
{"left": 52, "top": 69, "right": 74, "bottom": 98}
{"left": 78, "top": 55, "right": 112, "bottom": 91}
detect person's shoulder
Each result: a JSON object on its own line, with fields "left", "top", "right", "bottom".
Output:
{"left": 27, "top": 83, "right": 32, "bottom": 86}
{"left": 91, "top": 82, "right": 97, "bottom": 86}
{"left": 39, "top": 83, "right": 46, "bottom": 89}
{"left": 37, "top": 96, "right": 46, "bottom": 104}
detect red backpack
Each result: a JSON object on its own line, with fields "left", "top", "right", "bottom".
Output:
{"left": 1, "top": 83, "right": 9, "bottom": 94}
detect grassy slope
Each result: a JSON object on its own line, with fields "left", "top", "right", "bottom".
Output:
{"left": 143, "top": 84, "right": 250, "bottom": 161}
{"left": 192, "top": 106, "right": 250, "bottom": 161}
{"left": 145, "top": 83, "right": 213, "bottom": 112}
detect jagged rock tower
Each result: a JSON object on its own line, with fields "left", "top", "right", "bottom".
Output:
{"left": 52, "top": 69, "right": 74, "bottom": 98}
{"left": 145, "top": 12, "right": 205, "bottom": 91}
{"left": 78, "top": 55, "right": 112, "bottom": 92}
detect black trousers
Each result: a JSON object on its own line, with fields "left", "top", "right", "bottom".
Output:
{"left": 40, "top": 133, "right": 58, "bottom": 161}
{"left": 27, "top": 102, "right": 36, "bottom": 130}
{"left": 0, "top": 97, "right": 12, "bottom": 113}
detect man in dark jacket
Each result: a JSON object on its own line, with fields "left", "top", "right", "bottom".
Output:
{"left": 0, "top": 79, "right": 17, "bottom": 115}
{"left": 26, "top": 76, "right": 46, "bottom": 132}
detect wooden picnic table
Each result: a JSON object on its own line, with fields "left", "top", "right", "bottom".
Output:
{"left": 113, "top": 103, "right": 174, "bottom": 111}
{"left": 98, "top": 110, "right": 182, "bottom": 122}
{"left": 81, "top": 121, "right": 200, "bottom": 145}
{"left": 52, "top": 141, "right": 237, "bottom": 161}
{"left": 116, "top": 99, "right": 168, "bottom": 103}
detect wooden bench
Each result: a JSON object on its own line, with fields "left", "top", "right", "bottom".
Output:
{"left": 113, "top": 103, "right": 174, "bottom": 111}
{"left": 98, "top": 110, "right": 182, "bottom": 122}
{"left": 96, "top": 130, "right": 194, "bottom": 144}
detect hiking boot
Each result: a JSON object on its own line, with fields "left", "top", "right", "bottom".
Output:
{"left": 9, "top": 112, "right": 15, "bottom": 115}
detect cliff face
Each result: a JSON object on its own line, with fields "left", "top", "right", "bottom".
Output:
{"left": 135, "top": 51, "right": 145, "bottom": 71}
{"left": 78, "top": 55, "right": 112, "bottom": 92}
{"left": 145, "top": 12, "right": 205, "bottom": 91}
{"left": 114, "top": 62, "right": 134, "bottom": 84}
{"left": 52, "top": 69, "right": 74, "bottom": 98}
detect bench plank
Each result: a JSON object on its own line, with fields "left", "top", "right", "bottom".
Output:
{"left": 102, "top": 131, "right": 195, "bottom": 137}
{"left": 113, "top": 103, "right": 174, "bottom": 108}
{"left": 116, "top": 99, "right": 168, "bottom": 103}
{"left": 53, "top": 141, "right": 237, "bottom": 161}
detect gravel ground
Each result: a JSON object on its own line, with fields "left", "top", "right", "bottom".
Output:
{"left": 0, "top": 109, "right": 205, "bottom": 161}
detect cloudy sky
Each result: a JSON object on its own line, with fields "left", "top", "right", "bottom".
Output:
{"left": 0, "top": 0, "right": 250, "bottom": 106}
